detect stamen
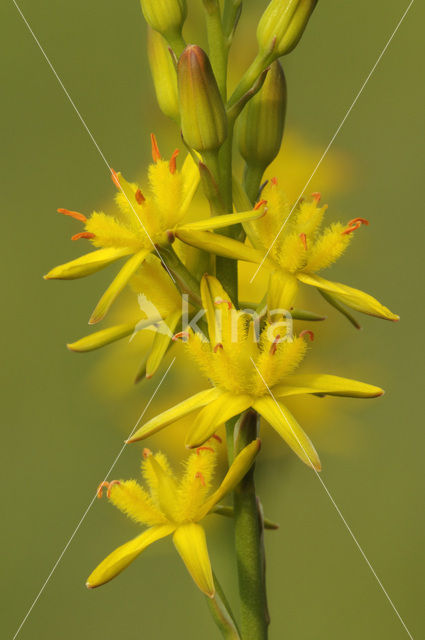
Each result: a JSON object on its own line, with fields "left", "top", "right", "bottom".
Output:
{"left": 71, "top": 232, "right": 95, "bottom": 241}
{"left": 196, "top": 446, "right": 214, "bottom": 455}
{"left": 299, "top": 330, "right": 314, "bottom": 341}
{"left": 271, "top": 177, "right": 278, "bottom": 185}
{"left": 212, "top": 434, "right": 222, "bottom": 443}
{"left": 135, "top": 189, "right": 145, "bottom": 204}
{"left": 254, "top": 199, "right": 267, "bottom": 211}
{"left": 299, "top": 233, "right": 307, "bottom": 250}
{"left": 269, "top": 334, "right": 281, "bottom": 355}
{"left": 169, "top": 149, "right": 180, "bottom": 174}
{"left": 150, "top": 133, "right": 161, "bottom": 163}
{"left": 214, "top": 298, "right": 232, "bottom": 309}
{"left": 110, "top": 168, "right": 121, "bottom": 189}
{"left": 143, "top": 448, "right": 152, "bottom": 459}
{"left": 166, "top": 230, "right": 175, "bottom": 243}
{"left": 311, "top": 192, "right": 321, "bottom": 203}
{"left": 172, "top": 331, "right": 190, "bottom": 341}
{"left": 106, "top": 480, "right": 121, "bottom": 498}
{"left": 195, "top": 471, "right": 206, "bottom": 486}
{"left": 213, "top": 343, "right": 223, "bottom": 353}
{"left": 96, "top": 481, "right": 109, "bottom": 499}
{"left": 342, "top": 217, "right": 369, "bottom": 235}
{"left": 57, "top": 208, "right": 87, "bottom": 223}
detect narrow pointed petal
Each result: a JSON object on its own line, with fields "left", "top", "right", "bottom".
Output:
{"left": 44, "top": 247, "right": 132, "bottom": 280}
{"left": 199, "top": 439, "right": 261, "bottom": 518}
{"left": 274, "top": 374, "right": 384, "bottom": 398}
{"left": 173, "top": 524, "right": 215, "bottom": 597}
{"left": 178, "top": 207, "right": 265, "bottom": 232}
{"left": 86, "top": 524, "right": 175, "bottom": 588}
{"left": 89, "top": 250, "right": 148, "bottom": 324}
{"left": 185, "top": 393, "right": 253, "bottom": 449}
{"left": 318, "top": 288, "right": 361, "bottom": 329}
{"left": 297, "top": 272, "right": 399, "bottom": 321}
{"left": 67, "top": 323, "right": 136, "bottom": 352}
{"left": 127, "top": 388, "right": 222, "bottom": 443}
{"left": 175, "top": 229, "right": 270, "bottom": 265}
{"left": 146, "top": 311, "right": 181, "bottom": 379}
{"left": 253, "top": 396, "right": 321, "bottom": 470}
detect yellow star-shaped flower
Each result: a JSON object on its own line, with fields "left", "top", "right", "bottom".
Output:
{"left": 86, "top": 438, "right": 260, "bottom": 596}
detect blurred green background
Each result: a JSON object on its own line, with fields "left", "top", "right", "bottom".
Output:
{"left": 1, "top": 1, "right": 424, "bottom": 638}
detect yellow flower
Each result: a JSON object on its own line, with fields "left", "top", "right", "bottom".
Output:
{"left": 128, "top": 276, "right": 384, "bottom": 471}
{"left": 44, "top": 135, "right": 262, "bottom": 325}
{"left": 177, "top": 181, "right": 399, "bottom": 323}
{"left": 86, "top": 438, "right": 260, "bottom": 596}
{"left": 67, "top": 254, "right": 184, "bottom": 379}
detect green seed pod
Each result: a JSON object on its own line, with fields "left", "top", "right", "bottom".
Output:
{"left": 257, "top": 0, "right": 317, "bottom": 58}
{"left": 147, "top": 28, "right": 179, "bottom": 122}
{"left": 238, "top": 60, "right": 287, "bottom": 171}
{"left": 140, "top": 0, "right": 187, "bottom": 43}
{"left": 178, "top": 45, "right": 227, "bottom": 153}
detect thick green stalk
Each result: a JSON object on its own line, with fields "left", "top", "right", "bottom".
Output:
{"left": 233, "top": 411, "right": 269, "bottom": 640}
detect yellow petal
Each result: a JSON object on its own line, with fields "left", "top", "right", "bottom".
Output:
{"left": 127, "top": 387, "right": 222, "bottom": 443}
{"left": 268, "top": 269, "right": 299, "bottom": 311}
{"left": 185, "top": 393, "right": 253, "bottom": 449}
{"left": 172, "top": 524, "right": 215, "bottom": 597}
{"left": 67, "top": 323, "right": 136, "bottom": 352}
{"left": 297, "top": 272, "right": 399, "bottom": 321}
{"left": 253, "top": 396, "right": 321, "bottom": 470}
{"left": 178, "top": 206, "right": 266, "bottom": 232}
{"left": 44, "top": 247, "right": 132, "bottom": 280}
{"left": 146, "top": 310, "right": 182, "bottom": 379}
{"left": 86, "top": 524, "right": 175, "bottom": 588}
{"left": 274, "top": 374, "right": 384, "bottom": 398}
{"left": 89, "top": 250, "right": 148, "bottom": 324}
{"left": 199, "top": 439, "right": 261, "bottom": 518}
{"left": 175, "top": 229, "right": 269, "bottom": 264}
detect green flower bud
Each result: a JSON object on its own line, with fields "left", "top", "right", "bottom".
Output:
{"left": 178, "top": 45, "right": 227, "bottom": 153}
{"left": 147, "top": 28, "right": 179, "bottom": 122}
{"left": 257, "top": 0, "right": 317, "bottom": 58}
{"left": 140, "top": 0, "right": 187, "bottom": 44}
{"left": 238, "top": 61, "right": 287, "bottom": 171}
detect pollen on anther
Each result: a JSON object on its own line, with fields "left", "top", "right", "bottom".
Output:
{"left": 299, "top": 233, "right": 307, "bottom": 250}
{"left": 271, "top": 177, "right": 278, "bottom": 185}
{"left": 254, "top": 199, "right": 267, "bottom": 211}
{"left": 196, "top": 446, "right": 214, "bottom": 456}
{"left": 97, "top": 481, "right": 109, "bottom": 499}
{"left": 57, "top": 208, "right": 87, "bottom": 223}
{"left": 135, "top": 189, "right": 145, "bottom": 204}
{"left": 72, "top": 232, "right": 95, "bottom": 241}
{"left": 106, "top": 480, "right": 121, "bottom": 498}
{"left": 311, "top": 192, "right": 321, "bottom": 203}
{"left": 143, "top": 448, "right": 152, "bottom": 459}
{"left": 342, "top": 217, "right": 369, "bottom": 235}
{"left": 151, "top": 133, "right": 161, "bottom": 163}
{"left": 172, "top": 331, "right": 190, "bottom": 341}
{"left": 110, "top": 168, "right": 121, "bottom": 189}
{"left": 169, "top": 149, "right": 180, "bottom": 174}
{"left": 213, "top": 343, "right": 223, "bottom": 353}
{"left": 269, "top": 335, "right": 281, "bottom": 355}
{"left": 300, "top": 330, "right": 314, "bottom": 342}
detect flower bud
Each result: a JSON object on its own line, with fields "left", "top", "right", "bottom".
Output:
{"left": 140, "top": 0, "right": 187, "bottom": 43}
{"left": 147, "top": 28, "right": 179, "bottom": 122}
{"left": 238, "top": 61, "right": 286, "bottom": 170}
{"left": 178, "top": 45, "right": 227, "bottom": 152}
{"left": 257, "top": 0, "right": 317, "bottom": 58}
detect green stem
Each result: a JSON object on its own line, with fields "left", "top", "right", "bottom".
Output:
{"left": 243, "top": 164, "right": 265, "bottom": 204}
{"left": 166, "top": 32, "right": 186, "bottom": 58}
{"left": 203, "top": 0, "right": 228, "bottom": 99}
{"left": 233, "top": 410, "right": 269, "bottom": 640}
{"left": 228, "top": 51, "right": 273, "bottom": 108}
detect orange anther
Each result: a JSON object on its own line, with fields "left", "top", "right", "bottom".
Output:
{"left": 169, "top": 149, "right": 180, "bottom": 174}
{"left": 135, "top": 189, "right": 145, "bottom": 204}
{"left": 254, "top": 199, "right": 267, "bottom": 211}
{"left": 57, "top": 208, "right": 87, "bottom": 223}
{"left": 270, "top": 334, "right": 281, "bottom": 355}
{"left": 271, "top": 177, "right": 278, "bottom": 185}
{"left": 106, "top": 480, "right": 121, "bottom": 498}
{"left": 172, "top": 331, "right": 190, "bottom": 341}
{"left": 300, "top": 330, "right": 314, "bottom": 341}
{"left": 143, "top": 448, "right": 152, "bottom": 459}
{"left": 311, "top": 192, "right": 321, "bottom": 203}
{"left": 342, "top": 217, "right": 369, "bottom": 235}
{"left": 213, "top": 343, "right": 223, "bottom": 353}
{"left": 299, "top": 233, "right": 307, "bottom": 250}
{"left": 214, "top": 298, "right": 232, "bottom": 309}
{"left": 195, "top": 472, "right": 206, "bottom": 486}
{"left": 110, "top": 168, "right": 121, "bottom": 189}
{"left": 97, "top": 481, "right": 109, "bottom": 498}
{"left": 212, "top": 434, "right": 222, "bottom": 443}
{"left": 71, "top": 232, "right": 95, "bottom": 241}
{"left": 151, "top": 133, "right": 161, "bottom": 163}
{"left": 196, "top": 446, "right": 214, "bottom": 455}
